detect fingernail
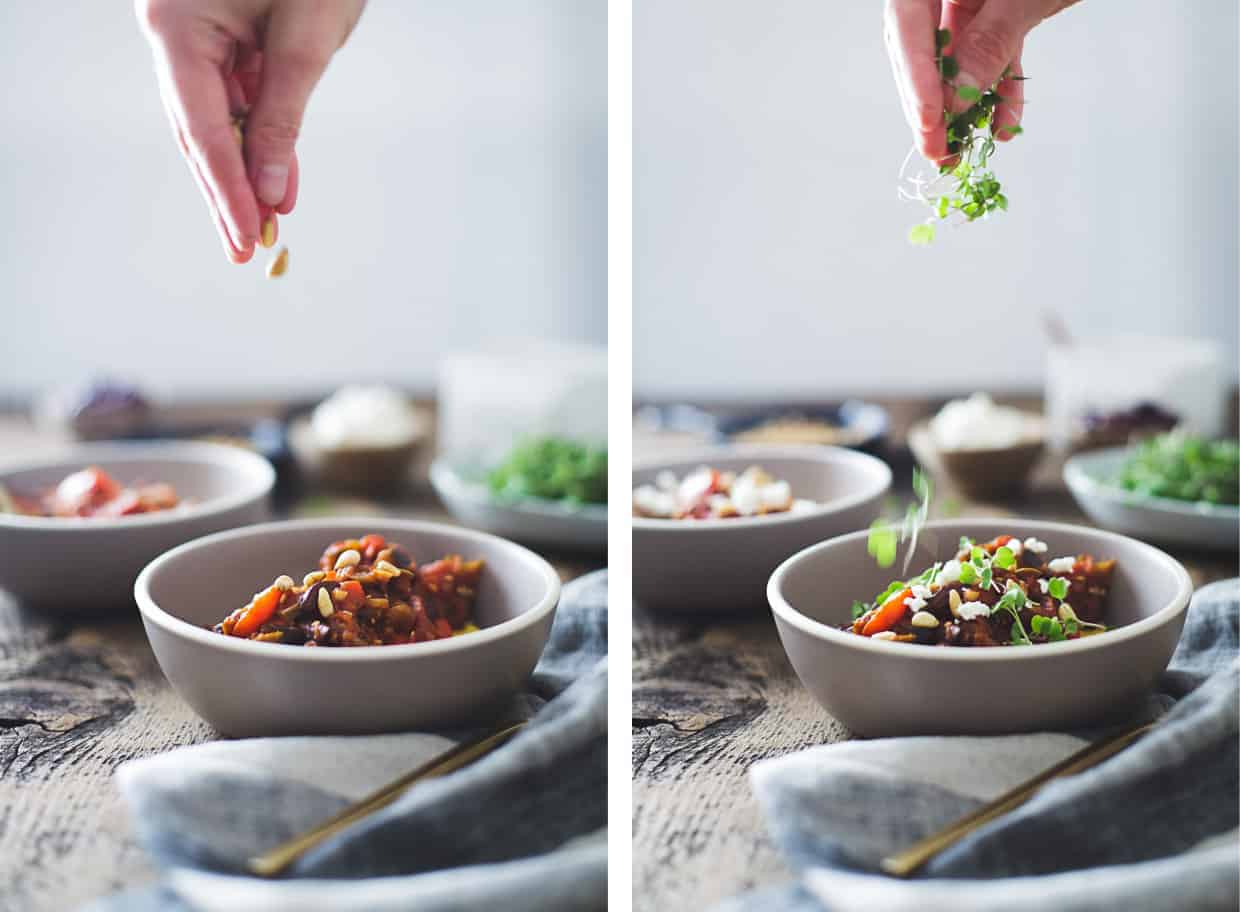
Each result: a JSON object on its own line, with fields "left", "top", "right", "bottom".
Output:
{"left": 950, "top": 72, "right": 980, "bottom": 112}
{"left": 255, "top": 165, "right": 289, "bottom": 207}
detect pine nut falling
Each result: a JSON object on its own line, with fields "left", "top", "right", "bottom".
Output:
{"left": 266, "top": 247, "right": 289, "bottom": 278}
{"left": 232, "top": 108, "right": 291, "bottom": 277}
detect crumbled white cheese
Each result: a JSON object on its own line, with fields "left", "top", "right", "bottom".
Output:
{"left": 1005, "top": 538, "right": 1024, "bottom": 556}
{"left": 935, "top": 559, "right": 963, "bottom": 586}
{"left": 910, "top": 584, "right": 933, "bottom": 600}
{"left": 956, "top": 599, "right": 992, "bottom": 621}
{"left": 633, "top": 485, "right": 675, "bottom": 517}
{"left": 1038, "top": 578, "right": 1050, "bottom": 594}
{"left": 1023, "top": 537, "right": 1048, "bottom": 555}
{"left": 655, "top": 470, "right": 678, "bottom": 491}
{"left": 729, "top": 471, "right": 762, "bottom": 515}
{"left": 1047, "top": 556, "right": 1077, "bottom": 574}
{"left": 761, "top": 480, "right": 793, "bottom": 511}
{"left": 903, "top": 594, "right": 928, "bottom": 613}
{"left": 928, "top": 393, "right": 1039, "bottom": 451}
{"left": 790, "top": 499, "right": 818, "bottom": 513}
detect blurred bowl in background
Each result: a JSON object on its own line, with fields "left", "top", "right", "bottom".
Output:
{"left": 288, "top": 415, "right": 426, "bottom": 494}
{"left": 632, "top": 444, "right": 890, "bottom": 613}
{"left": 429, "top": 458, "right": 606, "bottom": 552}
{"left": 716, "top": 400, "right": 889, "bottom": 452}
{"left": 909, "top": 413, "right": 1045, "bottom": 501}
{"left": 1064, "top": 446, "right": 1239, "bottom": 551}
{"left": 0, "top": 441, "right": 274, "bottom": 613}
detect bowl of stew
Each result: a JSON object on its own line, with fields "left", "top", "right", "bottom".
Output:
{"left": 135, "top": 518, "right": 560, "bottom": 736}
{"left": 768, "top": 519, "right": 1192, "bottom": 736}
{"left": 632, "top": 445, "right": 891, "bottom": 613}
{"left": 0, "top": 441, "right": 274, "bottom": 612}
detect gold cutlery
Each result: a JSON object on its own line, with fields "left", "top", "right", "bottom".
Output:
{"left": 880, "top": 720, "right": 1157, "bottom": 877}
{"left": 248, "top": 721, "right": 527, "bottom": 877}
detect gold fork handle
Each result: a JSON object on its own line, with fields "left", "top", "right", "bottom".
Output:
{"left": 247, "top": 721, "right": 526, "bottom": 878}
{"left": 880, "top": 721, "right": 1156, "bottom": 878}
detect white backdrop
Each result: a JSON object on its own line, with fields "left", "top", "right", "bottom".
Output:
{"left": 0, "top": 1, "right": 606, "bottom": 399}
{"left": 634, "top": 0, "right": 1238, "bottom": 400}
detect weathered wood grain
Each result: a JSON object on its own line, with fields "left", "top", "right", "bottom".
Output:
{"left": 0, "top": 595, "right": 215, "bottom": 912}
{"left": 632, "top": 407, "right": 1239, "bottom": 911}
{"left": 632, "top": 614, "right": 850, "bottom": 910}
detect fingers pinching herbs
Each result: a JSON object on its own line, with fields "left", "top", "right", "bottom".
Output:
{"left": 884, "top": 0, "right": 948, "bottom": 162}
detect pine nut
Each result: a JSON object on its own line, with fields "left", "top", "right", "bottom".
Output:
{"left": 303, "top": 571, "right": 326, "bottom": 587}
{"left": 911, "top": 610, "right": 940, "bottom": 628}
{"left": 266, "top": 246, "right": 289, "bottom": 279}
{"left": 373, "top": 559, "right": 400, "bottom": 580}
{"left": 332, "top": 587, "right": 348, "bottom": 602}
{"left": 948, "top": 589, "right": 963, "bottom": 617}
{"left": 273, "top": 575, "right": 295, "bottom": 592}
{"left": 365, "top": 597, "right": 389, "bottom": 610}
{"left": 334, "top": 548, "right": 361, "bottom": 570}
{"left": 260, "top": 216, "right": 275, "bottom": 249}
{"left": 317, "top": 587, "right": 335, "bottom": 618}
{"left": 870, "top": 630, "right": 898, "bottom": 641}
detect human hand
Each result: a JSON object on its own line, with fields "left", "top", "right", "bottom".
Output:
{"left": 883, "top": 0, "right": 1079, "bottom": 163}
{"left": 136, "top": 0, "right": 366, "bottom": 262}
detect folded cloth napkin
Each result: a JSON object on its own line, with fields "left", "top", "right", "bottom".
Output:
{"left": 86, "top": 570, "right": 608, "bottom": 912}
{"left": 716, "top": 578, "right": 1240, "bottom": 912}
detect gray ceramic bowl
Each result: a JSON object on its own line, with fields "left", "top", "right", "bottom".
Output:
{"left": 633, "top": 445, "right": 891, "bottom": 612}
{"left": 0, "top": 442, "right": 274, "bottom": 613}
{"left": 769, "top": 518, "right": 1192, "bottom": 737}
{"left": 1064, "top": 446, "right": 1239, "bottom": 551}
{"left": 135, "top": 518, "right": 560, "bottom": 737}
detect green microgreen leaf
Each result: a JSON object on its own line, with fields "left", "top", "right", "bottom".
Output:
{"left": 956, "top": 85, "right": 982, "bottom": 103}
{"left": 939, "top": 55, "right": 959, "bottom": 79}
{"left": 970, "top": 546, "right": 986, "bottom": 565}
{"left": 993, "top": 581, "right": 1031, "bottom": 644}
{"left": 935, "top": 28, "right": 951, "bottom": 50}
{"left": 908, "top": 223, "right": 935, "bottom": 246}
{"left": 874, "top": 580, "right": 907, "bottom": 607}
{"left": 1047, "top": 577, "right": 1069, "bottom": 601}
{"left": 958, "top": 561, "right": 978, "bottom": 585}
{"left": 851, "top": 600, "right": 869, "bottom": 620}
{"left": 868, "top": 520, "right": 898, "bottom": 567}
{"left": 993, "top": 546, "right": 1015, "bottom": 570}
{"left": 958, "top": 536, "right": 974, "bottom": 552}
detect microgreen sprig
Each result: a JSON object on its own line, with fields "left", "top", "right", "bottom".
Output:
{"left": 901, "top": 28, "right": 1026, "bottom": 245}
{"left": 867, "top": 468, "right": 933, "bottom": 575}
{"left": 992, "top": 580, "right": 1032, "bottom": 645}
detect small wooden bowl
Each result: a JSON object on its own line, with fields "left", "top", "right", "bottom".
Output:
{"left": 909, "top": 419, "right": 1045, "bottom": 500}
{"left": 288, "top": 417, "right": 424, "bottom": 494}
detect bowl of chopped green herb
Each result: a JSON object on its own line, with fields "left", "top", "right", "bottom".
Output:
{"left": 768, "top": 519, "right": 1191, "bottom": 736}
{"left": 430, "top": 436, "right": 606, "bottom": 552}
{"left": 1064, "top": 435, "right": 1239, "bottom": 550}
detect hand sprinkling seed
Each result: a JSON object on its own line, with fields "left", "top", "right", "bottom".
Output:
{"left": 136, "top": 0, "right": 367, "bottom": 264}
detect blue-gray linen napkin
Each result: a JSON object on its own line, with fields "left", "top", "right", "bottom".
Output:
{"left": 716, "top": 578, "right": 1239, "bottom": 912}
{"left": 86, "top": 569, "right": 608, "bottom": 912}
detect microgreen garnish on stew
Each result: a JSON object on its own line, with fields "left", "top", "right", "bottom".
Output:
{"left": 846, "top": 534, "right": 1115, "bottom": 647}
{"left": 900, "top": 27, "right": 1026, "bottom": 245}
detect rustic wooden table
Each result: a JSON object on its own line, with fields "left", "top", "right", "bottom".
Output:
{"left": 631, "top": 398, "right": 1238, "bottom": 912}
{"left": 0, "top": 408, "right": 603, "bottom": 912}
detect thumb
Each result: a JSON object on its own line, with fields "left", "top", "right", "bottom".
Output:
{"left": 245, "top": 29, "right": 335, "bottom": 206}
{"left": 949, "top": 2, "right": 1030, "bottom": 111}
